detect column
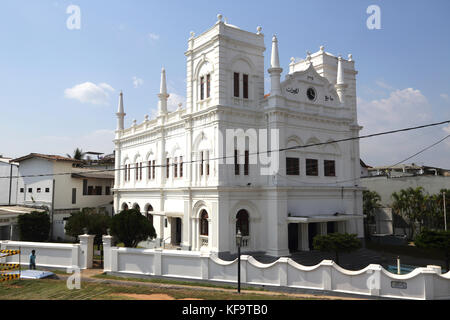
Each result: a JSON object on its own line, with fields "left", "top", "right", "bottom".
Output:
{"left": 319, "top": 222, "right": 327, "bottom": 235}
{"left": 79, "top": 234, "right": 95, "bottom": 269}
{"left": 300, "top": 223, "right": 309, "bottom": 251}
{"left": 102, "top": 235, "right": 113, "bottom": 272}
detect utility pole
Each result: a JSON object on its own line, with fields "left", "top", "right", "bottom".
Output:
{"left": 8, "top": 163, "right": 13, "bottom": 205}
{"left": 444, "top": 191, "right": 447, "bottom": 231}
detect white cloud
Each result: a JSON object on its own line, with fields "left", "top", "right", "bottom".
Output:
{"left": 132, "top": 76, "right": 144, "bottom": 88}
{"left": 358, "top": 87, "right": 450, "bottom": 168}
{"left": 375, "top": 80, "right": 395, "bottom": 91}
{"left": 64, "top": 82, "right": 115, "bottom": 105}
{"left": 440, "top": 93, "right": 449, "bottom": 101}
{"left": 148, "top": 33, "right": 160, "bottom": 41}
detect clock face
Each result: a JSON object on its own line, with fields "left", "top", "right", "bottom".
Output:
{"left": 306, "top": 87, "right": 316, "bottom": 101}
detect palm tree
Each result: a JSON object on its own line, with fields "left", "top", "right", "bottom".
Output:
{"left": 363, "top": 190, "right": 381, "bottom": 238}
{"left": 67, "top": 148, "right": 86, "bottom": 160}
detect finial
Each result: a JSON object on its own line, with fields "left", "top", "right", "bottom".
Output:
{"left": 272, "top": 34, "right": 277, "bottom": 42}
{"left": 290, "top": 57, "right": 295, "bottom": 64}
{"left": 306, "top": 51, "right": 311, "bottom": 56}
{"left": 132, "top": 119, "right": 137, "bottom": 126}
{"left": 224, "top": 17, "right": 228, "bottom": 24}
{"left": 348, "top": 53, "right": 353, "bottom": 61}
{"left": 177, "top": 103, "right": 183, "bottom": 111}
{"left": 144, "top": 114, "right": 149, "bottom": 121}
{"left": 270, "top": 34, "right": 280, "bottom": 69}
{"left": 320, "top": 45, "right": 325, "bottom": 52}
{"left": 256, "top": 26, "right": 262, "bottom": 35}
{"left": 217, "top": 14, "right": 222, "bottom": 22}
{"left": 190, "top": 31, "right": 195, "bottom": 38}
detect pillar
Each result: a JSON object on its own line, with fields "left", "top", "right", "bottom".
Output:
{"left": 79, "top": 234, "right": 95, "bottom": 269}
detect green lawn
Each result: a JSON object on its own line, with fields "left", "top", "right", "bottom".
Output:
{"left": 0, "top": 278, "right": 317, "bottom": 300}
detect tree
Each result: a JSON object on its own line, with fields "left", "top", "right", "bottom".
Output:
{"left": 17, "top": 211, "right": 51, "bottom": 242}
{"left": 363, "top": 190, "right": 381, "bottom": 238}
{"left": 66, "top": 148, "right": 86, "bottom": 160}
{"left": 391, "top": 187, "right": 429, "bottom": 239}
{"left": 415, "top": 229, "right": 450, "bottom": 271}
{"left": 313, "top": 233, "right": 362, "bottom": 265}
{"left": 110, "top": 209, "right": 156, "bottom": 247}
{"left": 65, "top": 209, "right": 111, "bottom": 246}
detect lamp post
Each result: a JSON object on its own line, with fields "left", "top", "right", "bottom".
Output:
{"left": 236, "top": 229, "right": 242, "bottom": 294}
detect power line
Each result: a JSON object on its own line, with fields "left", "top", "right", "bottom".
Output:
{"left": 1, "top": 119, "right": 449, "bottom": 179}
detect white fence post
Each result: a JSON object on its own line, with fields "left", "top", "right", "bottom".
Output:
{"left": 79, "top": 234, "right": 94, "bottom": 269}
{"left": 278, "top": 257, "right": 289, "bottom": 287}
{"left": 201, "top": 252, "right": 210, "bottom": 280}
{"left": 240, "top": 255, "right": 248, "bottom": 284}
{"left": 102, "top": 235, "right": 113, "bottom": 272}
{"left": 321, "top": 260, "right": 333, "bottom": 291}
{"left": 422, "top": 267, "right": 436, "bottom": 300}
{"left": 366, "top": 264, "right": 381, "bottom": 296}
{"left": 154, "top": 248, "right": 162, "bottom": 276}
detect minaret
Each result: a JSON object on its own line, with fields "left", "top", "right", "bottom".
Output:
{"left": 116, "top": 91, "right": 125, "bottom": 131}
{"left": 268, "top": 35, "right": 283, "bottom": 96}
{"left": 335, "top": 56, "right": 348, "bottom": 104}
{"left": 158, "top": 67, "right": 169, "bottom": 116}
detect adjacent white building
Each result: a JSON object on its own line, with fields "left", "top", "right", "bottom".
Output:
{"left": 0, "top": 157, "right": 18, "bottom": 206}
{"left": 113, "top": 15, "right": 364, "bottom": 257}
{"left": 12, "top": 153, "right": 114, "bottom": 240}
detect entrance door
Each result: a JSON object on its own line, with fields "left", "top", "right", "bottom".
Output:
{"left": 288, "top": 223, "right": 298, "bottom": 252}
{"left": 308, "top": 223, "right": 318, "bottom": 250}
{"left": 175, "top": 218, "right": 182, "bottom": 245}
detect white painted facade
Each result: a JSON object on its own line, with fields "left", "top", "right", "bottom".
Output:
{"left": 0, "top": 158, "right": 18, "bottom": 205}
{"left": 113, "top": 15, "right": 364, "bottom": 257}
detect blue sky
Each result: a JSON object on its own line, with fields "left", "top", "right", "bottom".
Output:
{"left": 1, "top": 0, "right": 449, "bottom": 168}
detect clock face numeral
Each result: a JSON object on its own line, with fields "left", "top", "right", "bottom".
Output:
{"left": 307, "top": 87, "right": 316, "bottom": 101}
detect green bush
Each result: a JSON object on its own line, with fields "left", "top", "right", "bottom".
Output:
{"left": 17, "top": 211, "right": 50, "bottom": 242}
{"left": 313, "top": 233, "right": 362, "bottom": 265}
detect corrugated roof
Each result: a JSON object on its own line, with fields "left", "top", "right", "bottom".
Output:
{"left": 12, "top": 153, "right": 83, "bottom": 163}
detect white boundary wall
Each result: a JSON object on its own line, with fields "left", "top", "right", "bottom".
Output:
{"left": 103, "top": 235, "right": 450, "bottom": 300}
{"left": 0, "top": 234, "right": 94, "bottom": 269}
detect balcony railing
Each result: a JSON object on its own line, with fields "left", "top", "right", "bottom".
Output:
{"left": 200, "top": 235, "right": 209, "bottom": 247}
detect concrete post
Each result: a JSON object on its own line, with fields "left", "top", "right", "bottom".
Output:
{"left": 321, "top": 260, "right": 333, "bottom": 291}
{"left": 422, "top": 267, "right": 437, "bottom": 300}
{"left": 278, "top": 257, "right": 289, "bottom": 287}
{"left": 102, "top": 235, "right": 113, "bottom": 272}
{"left": 200, "top": 252, "right": 210, "bottom": 280}
{"left": 79, "top": 234, "right": 95, "bottom": 269}
{"left": 240, "top": 255, "right": 249, "bottom": 284}
{"left": 154, "top": 248, "right": 162, "bottom": 276}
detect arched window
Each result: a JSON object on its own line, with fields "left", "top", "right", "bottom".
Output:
{"left": 121, "top": 203, "right": 129, "bottom": 211}
{"left": 200, "top": 210, "right": 209, "bottom": 236}
{"left": 236, "top": 209, "right": 249, "bottom": 236}
{"left": 146, "top": 204, "right": 154, "bottom": 227}
{"left": 132, "top": 203, "right": 140, "bottom": 212}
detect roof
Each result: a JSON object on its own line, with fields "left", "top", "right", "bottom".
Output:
{"left": 360, "top": 159, "right": 371, "bottom": 168}
{"left": 12, "top": 153, "right": 83, "bottom": 163}
{"left": 71, "top": 169, "right": 114, "bottom": 180}
{"left": 0, "top": 157, "right": 18, "bottom": 165}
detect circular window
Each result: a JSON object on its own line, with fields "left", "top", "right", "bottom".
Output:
{"left": 306, "top": 87, "right": 317, "bottom": 101}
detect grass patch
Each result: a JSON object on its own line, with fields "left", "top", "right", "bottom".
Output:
{"left": 0, "top": 278, "right": 316, "bottom": 300}
{"left": 93, "top": 273, "right": 263, "bottom": 291}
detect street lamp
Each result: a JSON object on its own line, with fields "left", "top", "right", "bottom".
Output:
{"left": 236, "top": 229, "right": 242, "bottom": 293}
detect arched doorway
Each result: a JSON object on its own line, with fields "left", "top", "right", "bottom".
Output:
{"left": 145, "top": 204, "right": 154, "bottom": 227}
{"left": 236, "top": 209, "right": 249, "bottom": 247}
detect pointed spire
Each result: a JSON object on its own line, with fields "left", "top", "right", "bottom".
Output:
{"left": 157, "top": 67, "right": 169, "bottom": 116}
{"left": 116, "top": 91, "right": 126, "bottom": 131}
{"left": 336, "top": 56, "right": 345, "bottom": 85}
{"left": 335, "top": 56, "right": 348, "bottom": 104}
{"left": 270, "top": 35, "right": 280, "bottom": 68}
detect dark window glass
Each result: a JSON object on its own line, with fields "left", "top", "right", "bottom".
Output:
{"left": 200, "top": 152, "right": 204, "bottom": 176}
{"left": 148, "top": 161, "right": 152, "bottom": 179}
{"left": 286, "top": 157, "right": 300, "bottom": 175}
{"left": 139, "top": 162, "right": 143, "bottom": 180}
{"left": 28, "top": 188, "right": 32, "bottom": 193}
{"left": 72, "top": 188, "right": 76, "bottom": 204}
{"left": 128, "top": 164, "right": 131, "bottom": 181}
{"left": 105, "top": 186, "right": 111, "bottom": 195}
{"left": 82, "top": 179, "right": 88, "bottom": 195}
{"left": 234, "top": 150, "right": 240, "bottom": 175}
{"left": 233, "top": 72, "right": 239, "bottom": 97}
{"left": 152, "top": 160, "right": 156, "bottom": 179}
{"left": 200, "top": 210, "right": 209, "bottom": 236}
{"left": 179, "top": 156, "right": 183, "bottom": 178}
{"left": 174, "top": 157, "right": 178, "bottom": 178}
{"left": 200, "top": 76, "right": 204, "bottom": 100}
{"left": 45, "top": 188, "right": 50, "bottom": 193}
{"left": 306, "top": 159, "right": 319, "bottom": 176}
{"left": 324, "top": 160, "right": 336, "bottom": 177}
{"left": 166, "top": 158, "right": 170, "bottom": 178}
{"left": 243, "top": 74, "right": 248, "bottom": 99}
{"left": 20, "top": 188, "right": 24, "bottom": 193}
{"left": 236, "top": 210, "right": 249, "bottom": 236}
{"left": 95, "top": 186, "right": 102, "bottom": 195}
{"left": 37, "top": 188, "right": 41, "bottom": 193}
{"left": 206, "top": 74, "right": 211, "bottom": 98}
{"left": 88, "top": 186, "right": 94, "bottom": 195}
{"left": 135, "top": 163, "right": 139, "bottom": 180}
{"left": 244, "top": 150, "right": 249, "bottom": 176}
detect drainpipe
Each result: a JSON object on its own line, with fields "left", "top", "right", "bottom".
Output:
{"left": 8, "top": 164, "right": 13, "bottom": 205}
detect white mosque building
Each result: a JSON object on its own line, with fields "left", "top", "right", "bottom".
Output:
{"left": 113, "top": 14, "right": 364, "bottom": 257}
